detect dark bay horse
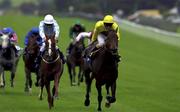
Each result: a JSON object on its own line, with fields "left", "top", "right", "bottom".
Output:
{"left": 0, "top": 34, "right": 20, "bottom": 88}
{"left": 84, "top": 30, "right": 119, "bottom": 111}
{"left": 66, "top": 39, "right": 85, "bottom": 86}
{"left": 23, "top": 35, "right": 40, "bottom": 93}
{"left": 38, "top": 34, "right": 63, "bottom": 109}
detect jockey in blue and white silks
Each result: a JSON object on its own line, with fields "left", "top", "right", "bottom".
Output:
{"left": 39, "top": 14, "right": 59, "bottom": 53}
{"left": 35, "top": 14, "right": 65, "bottom": 68}
{"left": 0, "top": 27, "right": 21, "bottom": 57}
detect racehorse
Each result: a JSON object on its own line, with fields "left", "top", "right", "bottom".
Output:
{"left": 38, "top": 34, "right": 63, "bottom": 109}
{"left": 84, "top": 30, "right": 119, "bottom": 111}
{"left": 66, "top": 39, "right": 85, "bottom": 86}
{"left": 0, "top": 34, "right": 20, "bottom": 88}
{"left": 23, "top": 35, "right": 40, "bottom": 93}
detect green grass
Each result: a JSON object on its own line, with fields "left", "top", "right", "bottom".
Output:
{"left": 0, "top": 15, "right": 180, "bottom": 112}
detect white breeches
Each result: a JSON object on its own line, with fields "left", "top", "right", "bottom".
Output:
{"left": 97, "top": 34, "right": 107, "bottom": 47}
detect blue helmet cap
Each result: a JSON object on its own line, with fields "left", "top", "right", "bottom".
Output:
{"left": 2, "top": 27, "right": 14, "bottom": 34}
{"left": 31, "top": 27, "right": 39, "bottom": 33}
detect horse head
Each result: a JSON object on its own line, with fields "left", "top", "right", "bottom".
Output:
{"left": 1, "top": 34, "right": 11, "bottom": 49}
{"left": 26, "top": 35, "right": 39, "bottom": 55}
{"left": 42, "top": 33, "right": 59, "bottom": 63}
{"left": 105, "top": 30, "right": 118, "bottom": 54}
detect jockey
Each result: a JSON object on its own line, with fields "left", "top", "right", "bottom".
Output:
{"left": 90, "top": 15, "right": 121, "bottom": 61}
{"left": 69, "top": 20, "right": 86, "bottom": 40}
{"left": 36, "top": 14, "right": 65, "bottom": 67}
{"left": 24, "top": 27, "right": 43, "bottom": 52}
{"left": 67, "top": 21, "right": 86, "bottom": 54}
{"left": 0, "top": 27, "right": 21, "bottom": 57}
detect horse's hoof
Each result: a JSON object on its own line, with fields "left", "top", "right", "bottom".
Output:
{"left": 77, "top": 82, "right": 80, "bottom": 86}
{"left": 105, "top": 102, "right": 111, "bottom": 108}
{"left": 72, "top": 82, "right": 77, "bottom": 86}
{"left": 97, "top": 108, "right": 102, "bottom": 112}
{"left": 29, "top": 88, "right": 32, "bottom": 95}
{"left": 38, "top": 95, "right": 43, "bottom": 100}
{"left": 53, "top": 96, "right": 59, "bottom": 100}
{"left": 39, "top": 97, "right": 43, "bottom": 100}
{"left": 10, "top": 83, "right": 14, "bottom": 88}
{"left": 106, "top": 96, "right": 116, "bottom": 103}
{"left": 48, "top": 104, "right": 53, "bottom": 110}
{"left": 35, "top": 82, "right": 39, "bottom": 87}
{"left": 106, "top": 95, "right": 111, "bottom": 101}
{"left": 109, "top": 97, "right": 116, "bottom": 103}
{"left": 0, "top": 85, "right": 5, "bottom": 88}
{"left": 84, "top": 99, "right": 90, "bottom": 106}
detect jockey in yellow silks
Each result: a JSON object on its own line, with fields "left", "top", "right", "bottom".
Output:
{"left": 91, "top": 15, "right": 120, "bottom": 48}
{"left": 88, "top": 15, "right": 121, "bottom": 62}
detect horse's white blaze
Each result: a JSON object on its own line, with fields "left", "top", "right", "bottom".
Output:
{"left": 48, "top": 39, "right": 52, "bottom": 56}
{"left": 1, "top": 34, "right": 9, "bottom": 48}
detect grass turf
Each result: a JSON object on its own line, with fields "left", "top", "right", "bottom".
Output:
{"left": 0, "top": 15, "right": 180, "bottom": 112}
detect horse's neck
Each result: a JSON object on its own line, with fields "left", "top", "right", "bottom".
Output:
{"left": 93, "top": 49, "right": 115, "bottom": 68}
{"left": 2, "top": 47, "right": 15, "bottom": 59}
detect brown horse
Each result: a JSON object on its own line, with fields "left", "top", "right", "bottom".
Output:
{"left": 66, "top": 39, "right": 85, "bottom": 86}
{"left": 23, "top": 35, "right": 40, "bottom": 93}
{"left": 38, "top": 34, "right": 63, "bottom": 109}
{"left": 84, "top": 30, "right": 119, "bottom": 111}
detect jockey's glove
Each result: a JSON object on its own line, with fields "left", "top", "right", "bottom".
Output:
{"left": 96, "top": 44, "right": 102, "bottom": 48}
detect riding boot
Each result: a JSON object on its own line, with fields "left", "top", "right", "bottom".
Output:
{"left": 57, "top": 48, "right": 66, "bottom": 64}
{"left": 35, "top": 51, "right": 42, "bottom": 69}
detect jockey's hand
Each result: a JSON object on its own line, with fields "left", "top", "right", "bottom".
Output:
{"left": 96, "top": 44, "right": 101, "bottom": 48}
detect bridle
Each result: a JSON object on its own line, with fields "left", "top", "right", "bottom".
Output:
{"left": 41, "top": 38, "right": 60, "bottom": 64}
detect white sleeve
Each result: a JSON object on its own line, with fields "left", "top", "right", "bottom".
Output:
{"left": 76, "top": 32, "right": 91, "bottom": 41}
{"left": 39, "top": 21, "right": 45, "bottom": 40}
{"left": 53, "top": 20, "right": 60, "bottom": 39}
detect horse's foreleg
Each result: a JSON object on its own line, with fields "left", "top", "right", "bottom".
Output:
{"left": 38, "top": 79, "right": 44, "bottom": 100}
{"left": 78, "top": 66, "right": 82, "bottom": 86}
{"left": 29, "top": 74, "right": 32, "bottom": 94}
{"left": 96, "top": 83, "right": 103, "bottom": 111}
{"left": 105, "top": 84, "right": 111, "bottom": 108}
{"left": 72, "top": 66, "right": 76, "bottom": 86}
{"left": 24, "top": 69, "right": 31, "bottom": 92}
{"left": 84, "top": 70, "right": 92, "bottom": 106}
{"left": 67, "top": 64, "right": 73, "bottom": 86}
{"left": 53, "top": 74, "right": 59, "bottom": 99}
{"left": 45, "top": 82, "right": 53, "bottom": 109}
{"left": 35, "top": 72, "right": 40, "bottom": 87}
{"left": 10, "top": 72, "right": 15, "bottom": 87}
{"left": 0, "top": 71, "right": 5, "bottom": 88}
{"left": 110, "top": 82, "right": 116, "bottom": 103}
